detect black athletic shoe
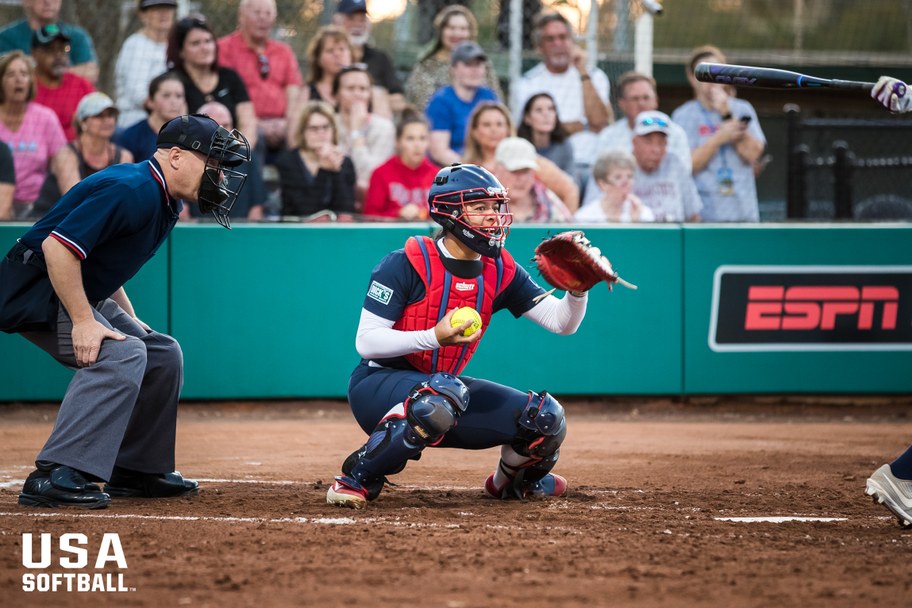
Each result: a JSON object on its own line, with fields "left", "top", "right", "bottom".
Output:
{"left": 18, "top": 465, "right": 112, "bottom": 509}
{"left": 104, "top": 467, "right": 199, "bottom": 498}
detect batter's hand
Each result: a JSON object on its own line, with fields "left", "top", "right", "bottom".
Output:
{"left": 71, "top": 319, "right": 125, "bottom": 367}
{"left": 435, "top": 308, "right": 482, "bottom": 347}
{"left": 872, "top": 76, "right": 911, "bottom": 113}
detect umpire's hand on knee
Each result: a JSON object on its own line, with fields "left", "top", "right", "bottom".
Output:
{"left": 72, "top": 319, "right": 125, "bottom": 367}
{"left": 434, "top": 309, "right": 482, "bottom": 347}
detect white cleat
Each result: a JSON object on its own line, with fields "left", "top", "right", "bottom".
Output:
{"left": 865, "top": 464, "right": 912, "bottom": 528}
{"left": 326, "top": 477, "right": 368, "bottom": 509}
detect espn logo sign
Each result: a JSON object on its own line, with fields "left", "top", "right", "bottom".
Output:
{"left": 745, "top": 286, "right": 898, "bottom": 331}
{"left": 709, "top": 266, "right": 912, "bottom": 352}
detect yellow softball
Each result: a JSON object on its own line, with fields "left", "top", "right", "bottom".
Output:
{"left": 450, "top": 307, "right": 482, "bottom": 337}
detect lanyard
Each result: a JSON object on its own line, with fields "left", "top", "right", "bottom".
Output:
{"left": 697, "top": 104, "right": 731, "bottom": 170}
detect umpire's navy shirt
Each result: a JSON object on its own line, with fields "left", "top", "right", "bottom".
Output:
{"left": 20, "top": 158, "right": 181, "bottom": 303}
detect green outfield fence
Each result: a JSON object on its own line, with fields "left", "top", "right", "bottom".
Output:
{"left": 1, "top": 223, "right": 910, "bottom": 401}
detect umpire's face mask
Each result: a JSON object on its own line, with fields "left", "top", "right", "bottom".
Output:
{"left": 197, "top": 127, "right": 251, "bottom": 229}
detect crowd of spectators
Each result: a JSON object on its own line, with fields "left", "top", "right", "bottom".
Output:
{"left": 0, "top": 0, "right": 769, "bottom": 225}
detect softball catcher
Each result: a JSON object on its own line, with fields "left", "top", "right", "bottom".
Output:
{"left": 327, "top": 163, "right": 625, "bottom": 508}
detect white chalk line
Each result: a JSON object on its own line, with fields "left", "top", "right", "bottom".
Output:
{"left": 0, "top": 510, "right": 874, "bottom": 529}
{"left": 715, "top": 516, "right": 848, "bottom": 523}
{"left": 0, "top": 476, "right": 873, "bottom": 526}
{"left": 0, "top": 511, "right": 473, "bottom": 530}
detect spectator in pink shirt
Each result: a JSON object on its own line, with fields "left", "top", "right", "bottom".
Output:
{"left": 218, "top": 0, "right": 302, "bottom": 152}
{"left": 0, "top": 50, "right": 78, "bottom": 219}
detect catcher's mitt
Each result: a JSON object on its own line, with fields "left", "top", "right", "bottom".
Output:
{"left": 532, "top": 230, "right": 636, "bottom": 294}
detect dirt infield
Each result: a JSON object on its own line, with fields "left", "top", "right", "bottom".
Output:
{"left": 1, "top": 398, "right": 910, "bottom": 608}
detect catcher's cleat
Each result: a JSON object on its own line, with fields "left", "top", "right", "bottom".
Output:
{"left": 483, "top": 473, "right": 567, "bottom": 499}
{"left": 327, "top": 476, "right": 369, "bottom": 509}
{"left": 866, "top": 464, "right": 912, "bottom": 528}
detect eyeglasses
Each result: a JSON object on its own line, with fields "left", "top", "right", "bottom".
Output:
{"left": 305, "top": 124, "right": 333, "bottom": 133}
{"left": 639, "top": 116, "right": 669, "bottom": 128}
{"left": 258, "top": 53, "right": 270, "bottom": 80}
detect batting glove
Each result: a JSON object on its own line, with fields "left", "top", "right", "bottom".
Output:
{"left": 872, "top": 76, "right": 912, "bottom": 113}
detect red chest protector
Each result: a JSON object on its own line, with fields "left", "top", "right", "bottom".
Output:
{"left": 393, "top": 236, "right": 516, "bottom": 375}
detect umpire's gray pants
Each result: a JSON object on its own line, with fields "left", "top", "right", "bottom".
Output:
{"left": 21, "top": 299, "right": 183, "bottom": 481}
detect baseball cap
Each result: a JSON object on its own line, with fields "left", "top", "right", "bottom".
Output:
{"left": 336, "top": 0, "right": 368, "bottom": 15}
{"left": 157, "top": 114, "right": 245, "bottom": 167}
{"left": 633, "top": 111, "right": 671, "bottom": 137}
{"left": 75, "top": 92, "right": 117, "bottom": 122}
{"left": 495, "top": 137, "right": 539, "bottom": 172}
{"left": 31, "top": 23, "right": 71, "bottom": 48}
{"left": 139, "top": 0, "right": 178, "bottom": 10}
{"left": 451, "top": 41, "right": 487, "bottom": 65}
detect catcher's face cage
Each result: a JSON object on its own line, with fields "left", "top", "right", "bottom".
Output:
{"left": 429, "top": 187, "right": 513, "bottom": 258}
{"left": 197, "top": 127, "right": 251, "bottom": 229}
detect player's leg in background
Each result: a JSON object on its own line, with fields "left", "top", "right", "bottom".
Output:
{"left": 440, "top": 378, "right": 568, "bottom": 499}
{"left": 866, "top": 443, "right": 912, "bottom": 527}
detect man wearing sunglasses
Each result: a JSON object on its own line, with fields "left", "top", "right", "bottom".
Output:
{"left": 218, "top": 0, "right": 303, "bottom": 152}
{"left": 0, "top": 0, "right": 99, "bottom": 84}
{"left": 31, "top": 24, "right": 94, "bottom": 142}
{"left": 581, "top": 71, "right": 692, "bottom": 208}
{"left": 627, "top": 111, "right": 701, "bottom": 222}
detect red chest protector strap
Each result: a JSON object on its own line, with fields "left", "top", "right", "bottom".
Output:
{"left": 395, "top": 236, "right": 516, "bottom": 375}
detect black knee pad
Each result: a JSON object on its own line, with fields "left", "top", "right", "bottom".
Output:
{"left": 513, "top": 391, "right": 567, "bottom": 458}
{"left": 404, "top": 372, "right": 469, "bottom": 441}
{"left": 406, "top": 393, "right": 458, "bottom": 441}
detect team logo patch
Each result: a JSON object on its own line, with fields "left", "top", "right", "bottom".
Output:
{"left": 367, "top": 281, "right": 394, "bottom": 305}
{"left": 455, "top": 282, "right": 475, "bottom": 292}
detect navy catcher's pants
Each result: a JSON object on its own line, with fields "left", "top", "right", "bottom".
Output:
{"left": 348, "top": 361, "right": 531, "bottom": 449}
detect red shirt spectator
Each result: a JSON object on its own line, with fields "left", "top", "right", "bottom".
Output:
{"left": 31, "top": 24, "right": 94, "bottom": 141}
{"left": 217, "top": 31, "right": 301, "bottom": 120}
{"left": 217, "top": 0, "right": 302, "bottom": 150}
{"left": 365, "top": 114, "right": 439, "bottom": 220}
{"left": 35, "top": 72, "right": 94, "bottom": 141}
{"left": 365, "top": 156, "right": 439, "bottom": 220}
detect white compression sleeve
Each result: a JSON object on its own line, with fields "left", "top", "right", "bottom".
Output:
{"left": 355, "top": 308, "right": 440, "bottom": 359}
{"left": 522, "top": 291, "right": 588, "bottom": 335}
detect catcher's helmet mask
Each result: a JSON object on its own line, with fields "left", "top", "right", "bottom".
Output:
{"left": 428, "top": 164, "right": 512, "bottom": 258}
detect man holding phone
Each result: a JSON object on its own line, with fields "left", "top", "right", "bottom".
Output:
{"left": 671, "top": 45, "right": 766, "bottom": 222}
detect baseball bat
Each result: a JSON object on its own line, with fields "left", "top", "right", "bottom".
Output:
{"left": 694, "top": 62, "right": 879, "bottom": 92}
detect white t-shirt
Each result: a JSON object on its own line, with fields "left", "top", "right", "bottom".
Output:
{"left": 512, "top": 63, "right": 610, "bottom": 167}
{"left": 581, "top": 118, "right": 693, "bottom": 207}
{"left": 573, "top": 197, "right": 656, "bottom": 223}
{"left": 633, "top": 153, "right": 702, "bottom": 222}
{"left": 115, "top": 32, "right": 168, "bottom": 128}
